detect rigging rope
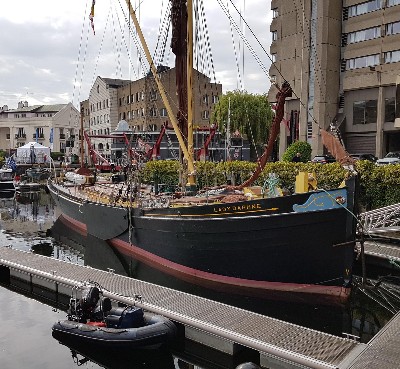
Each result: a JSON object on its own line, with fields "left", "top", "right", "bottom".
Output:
{"left": 220, "top": 0, "right": 323, "bottom": 131}
{"left": 227, "top": 1, "right": 243, "bottom": 91}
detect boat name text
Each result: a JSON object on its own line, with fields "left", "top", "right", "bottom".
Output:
{"left": 213, "top": 203, "right": 262, "bottom": 213}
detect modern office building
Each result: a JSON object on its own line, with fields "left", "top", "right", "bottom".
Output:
{"left": 269, "top": 0, "right": 400, "bottom": 158}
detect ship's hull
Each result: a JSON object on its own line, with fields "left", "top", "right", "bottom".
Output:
{"left": 48, "top": 181, "right": 356, "bottom": 301}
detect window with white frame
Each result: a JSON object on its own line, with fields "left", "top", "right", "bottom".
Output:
{"left": 212, "top": 95, "right": 219, "bottom": 104}
{"left": 388, "top": 0, "right": 400, "bottom": 7}
{"left": 386, "top": 21, "right": 400, "bottom": 35}
{"left": 348, "top": 0, "right": 381, "bottom": 17}
{"left": 348, "top": 27, "right": 380, "bottom": 43}
{"left": 271, "top": 53, "right": 277, "bottom": 62}
{"left": 202, "top": 111, "right": 209, "bottom": 119}
{"left": 346, "top": 54, "right": 379, "bottom": 70}
{"left": 160, "top": 107, "right": 167, "bottom": 117}
{"left": 272, "top": 8, "right": 279, "bottom": 18}
{"left": 272, "top": 31, "right": 277, "bottom": 41}
{"left": 384, "top": 50, "right": 400, "bottom": 63}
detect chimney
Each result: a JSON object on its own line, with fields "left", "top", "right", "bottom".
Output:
{"left": 24, "top": 101, "right": 28, "bottom": 107}
{"left": 18, "top": 101, "right": 23, "bottom": 108}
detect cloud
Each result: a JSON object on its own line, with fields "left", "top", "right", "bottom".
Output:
{"left": 0, "top": 0, "right": 273, "bottom": 109}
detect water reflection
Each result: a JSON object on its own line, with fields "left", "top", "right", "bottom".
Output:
{"left": 53, "top": 333, "right": 175, "bottom": 369}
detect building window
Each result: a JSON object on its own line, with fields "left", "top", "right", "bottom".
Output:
{"left": 348, "top": 27, "right": 380, "bottom": 43}
{"left": 272, "top": 8, "right": 279, "bottom": 18}
{"left": 203, "top": 95, "right": 209, "bottom": 105}
{"left": 270, "top": 75, "right": 277, "bottom": 83}
{"left": 386, "top": 21, "right": 400, "bottom": 35}
{"left": 346, "top": 54, "right": 379, "bottom": 70}
{"left": 388, "top": 0, "right": 400, "bottom": 7}
{"left": 97, "top": 85, "right": 100, "bottom": 93}
{"left": 353, "top": 100, "right": 377, "bottom": 124}
{"left": 160, "top": 108, "right": 167, "bottom": 117}
{"left": 212, "top": 95, "right": 219, "bottom": 104}
{"left": 271, "top": 53, "right": 277, "bottom": 63}
{"left": 149, "top": 107, "right": 157, "bottom": 117}
{"left": 149, "top": 89, "right": 157, "bottom": 101}
{"left": 202, "top": 111, "right": 209, "bottom": 119}
{"left": 272, "top": 31, "right": 277, "bottom": 41}
{"left": 348, "top": 0, "right": 381, "bottom": 18}
{"left": 384, "top": 50, "right": 400, "bottom": 63}
{"left": 385, "top": 97, "right": 396, "bottom": 122}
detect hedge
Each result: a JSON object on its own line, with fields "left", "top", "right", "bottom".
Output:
{"left": 140, "top": 160, "right": 400, "bottom": 209}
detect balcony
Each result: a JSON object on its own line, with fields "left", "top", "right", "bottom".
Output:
{"left": 6, "top": 134, "right": 10, "bottom": 140}
{"left": 15, "top": 134, "right": 26, "bottom": 140}
{"left": 33, "top": 134, "right": 45, "bottom": 140}
{"left": 59, "top": 133, "right": 66, "bottom": 139}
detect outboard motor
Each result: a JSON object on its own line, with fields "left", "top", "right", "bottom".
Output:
{"left": 68, "top": 286, "right": 101, "bottom": 323}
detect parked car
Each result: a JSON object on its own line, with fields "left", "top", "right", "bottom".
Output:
{"left": 311, "top": 155, "right": 336, "bottom": 164}
{"left": 376, "top": 152, "right": 400, "bottom": 165}
{"left": 350, "top": 153, "right": 377, "bottom": 162}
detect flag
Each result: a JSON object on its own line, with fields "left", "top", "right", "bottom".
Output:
{"left": 6, "top": 157, "right": 17, "bottom": 172}
{"left": 89, "top": 0, "right": 96, "bottom": 35}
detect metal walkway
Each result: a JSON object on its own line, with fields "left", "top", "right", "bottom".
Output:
{"left": 364, "top": 240, "right": 400, "bottom": 263}
{"left": 347, "top": 311, "right": 400, "bottom": 369}
{"left": 360, "top": 204, "right": 400, "bottom": 234}
{"left": 0, "top": 246, "right": 361, "bottom": 369}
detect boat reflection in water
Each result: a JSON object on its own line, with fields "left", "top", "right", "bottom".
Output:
{"left": 52, "top": 331, "right": 175, "bottom": 369}
{"left": 49, "top": 216, "right": 395, "bottom": 344}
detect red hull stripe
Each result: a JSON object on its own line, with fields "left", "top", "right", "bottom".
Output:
{"left": 109, "top": 237, "right": 349, "bottom": 302}
{"left": 60, "top": 214, "right": 87, "bottom": 237}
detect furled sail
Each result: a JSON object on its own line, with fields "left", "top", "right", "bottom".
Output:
{"left": 171, "top": 0, "right": 188, "bottom": 139}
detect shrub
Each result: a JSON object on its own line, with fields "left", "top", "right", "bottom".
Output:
{"left": 281, "top": 141, "right": 312, "bottom": 162}
{"left": 141, "top": 160, "right": 400, "bottom": 209}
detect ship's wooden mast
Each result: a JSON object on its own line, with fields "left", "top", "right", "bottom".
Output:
{"left": 186, "top": 0, "right": 195, "bottom": 186}
{"left": 125, "top": 0, "right": 196, "bottom": 182}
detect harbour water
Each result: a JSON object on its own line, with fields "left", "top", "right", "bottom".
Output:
{"left": 0, "top": 189, "right": 398, "bottom": 368}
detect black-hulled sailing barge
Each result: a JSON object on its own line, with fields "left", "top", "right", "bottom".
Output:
{"left": 48, "top": 0, "right": 357, "bottom": 304}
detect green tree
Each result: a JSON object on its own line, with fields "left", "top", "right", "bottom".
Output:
{"left": 211, "top": 90, "right": 273, "bottom": 160}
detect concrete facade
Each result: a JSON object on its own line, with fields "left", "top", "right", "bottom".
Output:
{"left": 269, "top": 0, "right": 400, "bottom": 158}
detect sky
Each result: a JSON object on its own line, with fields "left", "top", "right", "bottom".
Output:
{"left": 0, "top": 0, "right": 273, "bottom": 110}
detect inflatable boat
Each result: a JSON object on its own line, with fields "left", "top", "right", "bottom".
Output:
{"left": 52, "top": 286, "right": 177, "bottom": 350}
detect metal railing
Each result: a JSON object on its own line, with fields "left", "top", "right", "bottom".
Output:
{"left": 359, "top": 203, "right": 400, "bottom": 233}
